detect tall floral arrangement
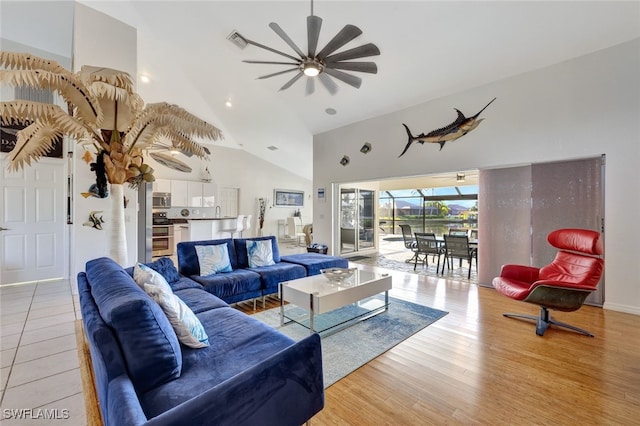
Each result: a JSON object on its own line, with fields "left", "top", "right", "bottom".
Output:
{"left": 257, "top": 197, "right": 269, "bottom": 234}
{"left": 0, "top": 51, "right": 222, "bottom": 265}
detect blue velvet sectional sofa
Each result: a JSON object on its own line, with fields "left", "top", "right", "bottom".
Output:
{"left": 177, "top": 235, "right": 348, "bottom": 305}
{"left": 78, "top": 256, "right": 325, "bottom": 425}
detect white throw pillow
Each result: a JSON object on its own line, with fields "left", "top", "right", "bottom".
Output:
{"left": 143, "top": 283, "right": 210, "bottom": 348}
{"left": 133, "top": 263, "right": 172, "bottom": 293}
{"left": 246, "top": 239, "right": 275, "bottom": 268}
{"left": 195, "top": 244, "right": 233, "bottom": 276}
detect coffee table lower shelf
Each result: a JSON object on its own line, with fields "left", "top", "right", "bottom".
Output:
{"left": 279, "top": 270, "right": 393, "bottom": 336}
{"left": 280, "top": 293, "right": 389, "bottom": 336}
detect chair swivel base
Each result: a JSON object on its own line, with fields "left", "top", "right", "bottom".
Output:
{"left": 502, "top": 306, "right": 594, "bottom": 337}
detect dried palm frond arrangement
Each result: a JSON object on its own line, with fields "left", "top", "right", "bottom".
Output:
{"left": 0, "top": 51, "right": 223, "bottom": 265}
{"left": 0, "top": 51, "right": 222, "bottom": 195}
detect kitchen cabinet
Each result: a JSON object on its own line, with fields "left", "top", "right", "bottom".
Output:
{"left": 202, "top": 182, "right": 216, "bottom": 207}
{"left": 171, "top": 180, "right": 188, "bottom": 207}
{"left": 187, "top": 181, "right": 203, "bottom": 207}
{"left": 153, "top": 179, "right": 171, "bottom": 193}
{"left": 158, "top": 179, "right": 218, "bottom": 208}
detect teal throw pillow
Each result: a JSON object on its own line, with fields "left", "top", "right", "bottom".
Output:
{"left": 195, "top": 244, "right": 233, "bottom": 276}
{"left": 143, "top": 283, "right": 210, "bottom": 348}
{"left": 246, "top": 239, "right": 275, "bottom": 268}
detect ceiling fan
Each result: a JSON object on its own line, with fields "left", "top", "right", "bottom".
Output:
{"left": 228, "top": 0, "right": 380, "bottom": 95}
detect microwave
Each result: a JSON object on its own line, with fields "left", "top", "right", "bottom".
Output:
{"left": 152, "top": 192, "right": 171, "bottom": 209}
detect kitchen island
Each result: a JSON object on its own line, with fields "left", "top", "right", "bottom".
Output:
{"left": 183, "top": 217, "right": 239, "bottom": 241}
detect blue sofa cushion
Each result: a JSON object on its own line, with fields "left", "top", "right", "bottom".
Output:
{"left": 170, "top": 275, "right": 203, "bottom": 292}
{"left": 139, "top": 306, "right": 299, "bottom": 418}
{"left": 173, "top": 287, "right": 229, "bottom": 314}
{"left": 234, "top": 236, "right": 281, "bottom": 268}
{"left": 281, "top": 253, "right": 349, "bottom": 276}
{"left": 85, "top": 257, "right": 182, "bottom": 393}
{"left": 178, "top": 239, "right": 238, "bottom": 276}
{"left": 190, "top": 269, "right": 262, "bottom": 303}
{"left": 253, "top": 263, "right": 307, "bottom": 296}
{"left": 143, "top": 256, "right": 181, "bottom": 283}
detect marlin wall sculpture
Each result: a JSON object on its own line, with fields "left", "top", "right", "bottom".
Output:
{"left": 398, "top": 97, "right": 496, "bottom": 157}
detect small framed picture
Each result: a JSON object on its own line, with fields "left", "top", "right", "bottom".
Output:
{"left": 274, "top": 189, "right": 304, "bottom": 207}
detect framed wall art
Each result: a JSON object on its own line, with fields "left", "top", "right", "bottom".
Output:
{"left": 274, "top": 189, "right": 304, "bottom": 207}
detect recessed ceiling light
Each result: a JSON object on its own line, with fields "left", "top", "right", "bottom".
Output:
{"left": 139, "top": 74, "right": 151, "bottom": 83}
{"left": 325, "top": 108, "right": 337, "bottom": 115}
{"left": 225, "top": 99, "right": 233, "bottom": 108}
{"left": 267, "top": 145, "right": 278, "bottom": 151}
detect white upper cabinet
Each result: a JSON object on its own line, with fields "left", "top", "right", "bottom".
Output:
{"left": 187, "top": 181, "right": 203, "bottom": 207}
{"left": 156, "top": 179, "right": 218, "bottom": 207}
{"left": 152, "top": 179, "right": 171, "bottom": 193}
{"left": 202, "top": 182, "right": 217, "bottom": 207}
{"left": 171, "top": 180, "right": 188, "bottom": 207}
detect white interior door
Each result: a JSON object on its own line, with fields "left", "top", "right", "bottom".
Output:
{"left": 1, "top": 157, "right": 67, "bottom": 284}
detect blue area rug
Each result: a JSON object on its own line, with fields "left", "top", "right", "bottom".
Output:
{"left": 252, "top": 296, "right": 448, "bottom": 387}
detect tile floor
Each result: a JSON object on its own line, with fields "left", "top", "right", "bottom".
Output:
{"left": 0, "top": 236, "right": 445, "bottom": 425}
{"left": 0, "top": 279, "right": 85, "bottom": 425}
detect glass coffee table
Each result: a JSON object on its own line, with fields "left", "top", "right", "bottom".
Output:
{"left": 279, "top": 269, "right": 392, "bottom": 335}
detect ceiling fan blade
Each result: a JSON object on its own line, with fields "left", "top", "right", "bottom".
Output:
{"left": 244, "top": 60, "right": 300, "bottom": 66}
{"left": 325, "top": 61, "right": 377, "bottom": 74}
{"left": 316, "top": 24, "right": 363, "bottom": 61}
{"left": 305, "top": 77, "right": 315, "bottom": 96}
{"left": 269, "top": 22, "right": 306, "bottom": 58}
{"left": 307, "top": 15, "right": 323, "bottom": 57}
{"left": 243, "top": 37, "right": 300, "bottom": 62}
{"left": 257, "top": 67, "right": 300, "bottom": 79}
{"left": 280, "top": 72, "right": 304, "bottom": 91}
{"left": 323, "top": 68, "right": 362, "bottom": 89}
{"left": 324, "top": 43, "right": 381, "bottom": 63}
{"left": 318, "top": 73, "right": 339, "bottom": 95}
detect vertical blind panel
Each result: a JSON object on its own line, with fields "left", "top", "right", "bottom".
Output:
{"left": 478, "top": 166, "right": 532, "bottom": 286}
{"left": 531, "top": 156, "right": 604, "bottom": 306}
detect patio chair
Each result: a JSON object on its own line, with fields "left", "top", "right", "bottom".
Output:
{"left": 441, "top": 234, "right": 478, "bottom": 278}
{"left": 399, "top": 224, "right": 421, "bottom": 263}
{"left": 414, "top": 232, "right": 444, "bottom": 271}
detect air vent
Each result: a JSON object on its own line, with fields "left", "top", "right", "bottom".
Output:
{"left": 267, "top": 146, "right": 278, "bottom": 151}
{"left": 227, "top": 31, "right": 248, "bottom": 49}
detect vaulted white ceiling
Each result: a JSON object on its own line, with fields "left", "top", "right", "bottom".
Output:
{"left": 79, "top": 1, "right": 640, "bottom": 180}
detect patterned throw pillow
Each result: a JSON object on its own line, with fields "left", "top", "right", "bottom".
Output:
{"left": 133, "top": 263, "right": 173, "bottom": 293}
{"left": 195, "top": 244, "right": 233, "bottom": 276}
{"left": 246, "top": 239, "right": 275, "bottom": 268}
{"left": 143, "top": 284, "right": 210, "bottom": 348}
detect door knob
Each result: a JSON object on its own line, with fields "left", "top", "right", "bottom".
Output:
{"left": 0, "top": 227, "right": 9, "bottom": 231}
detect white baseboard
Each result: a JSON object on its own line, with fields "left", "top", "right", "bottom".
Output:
{"left": 602, "top": 302, "right": 640, "bottom": 316}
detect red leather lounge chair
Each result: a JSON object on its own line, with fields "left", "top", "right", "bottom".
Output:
{"left": 492, "top": 229, "right": 604, "bottom": 336}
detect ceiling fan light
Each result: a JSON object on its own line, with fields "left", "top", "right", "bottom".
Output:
{"left": 303, "top": 63, "right": 321, "bottom": 77}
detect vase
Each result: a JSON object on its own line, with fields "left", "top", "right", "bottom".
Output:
{"left": 109, "top": 183, "right": 128, "bottom": 265}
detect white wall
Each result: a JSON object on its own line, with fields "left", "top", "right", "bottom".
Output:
{"left": 313, "top": 39, "right": 640, "bottom": 315}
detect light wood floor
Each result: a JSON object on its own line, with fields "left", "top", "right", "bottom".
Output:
{"left": 238, "top": 264, "right": 640, "bottom": 425}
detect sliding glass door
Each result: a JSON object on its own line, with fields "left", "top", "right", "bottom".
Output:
{"left": 340, "top": 188, "right": 375, "bottom": 254}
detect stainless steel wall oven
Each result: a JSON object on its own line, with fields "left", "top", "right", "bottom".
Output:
{"left": 152, "top": 212, "right": 174, "bottom": 257}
